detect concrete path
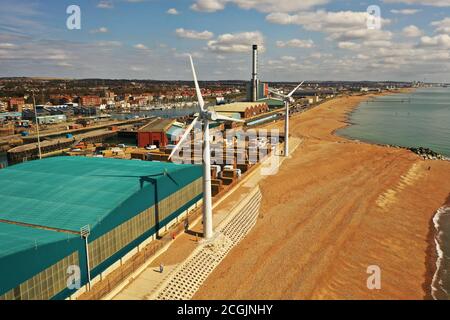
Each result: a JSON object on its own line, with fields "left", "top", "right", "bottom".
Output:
{"left": 113, "top": 264, "right": 179, "bottom": 300}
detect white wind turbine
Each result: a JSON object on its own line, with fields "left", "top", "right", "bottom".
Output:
{"left": 269, "top": 81, "right": 304, "bottom": 157}
{"left": 169, "top": 55, "right": 244, "bottom": 240}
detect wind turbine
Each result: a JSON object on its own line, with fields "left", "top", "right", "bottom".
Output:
{"left": 168, "top": 55, "right": 244, "bottom": 240}
{"left": 269, "top": 81, "right": 304, "bottom": 157}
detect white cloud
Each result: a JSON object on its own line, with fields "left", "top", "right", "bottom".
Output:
{"left": 420, "top": 34, "right": 450, "bottom": 48}
{"left": 390, "top": 9, "right": 421, "bottom": 15}
{"left": 97, "top": 1, "right": 114, "bottom": 9}
{"left": 276, "top": 39, "right": 314, "bottom": 48}
{"left": 383, "top": 0, "right": 450, "bottom": 7}
{"left": 309, "top": 52, "right": 332, "bottom": 59}
{"left": 191, "top": 0, "right": 329, "bottom": 13}
{"left": 267, "top": 9, "right": 394, "bottom": 55}
{"left": 90, "top": 27, "right": 109, "bottom": 34}
{"left": 362, "top": 40, "right": 393, "bottom": 48}
{"left": 130, "top": 66, "right": 145, "bottom": 72}
{"left": 0, "top": 43, "right": 17, "bottom": 49}
{"left": 402, "top": 25, "right": 423, "bottom": 37}
{"left": 167, "top": 8, "right": 180, "bottom": 15}
{"left": 175, "top": 28, "right": 214, "bottom": 40}
{"left": 281, "top": 56, "right": 296, "bottom": 62}
{"left": 134, "top": 43, "right": 149, "bottom": 50}
{"left": 95, "top": 40, "right": 122, "bottom": 47}
{"left": 338, "top": 41, "right": 361, "bottom": 50}
{"left": 191, "top": 0, "right": 225, "bottom": 12}
{"left": 431, "top": 18, "right": 450, "bottom": 34}
{"left": 207, "top": 31, "right": 264, "bottom": 53}
{"left": 266, "top": 10, "right": 391, "bottom": 37}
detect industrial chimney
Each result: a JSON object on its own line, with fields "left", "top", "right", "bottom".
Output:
{"left": 251, "top": 44, "right": 258, "bottom": 102}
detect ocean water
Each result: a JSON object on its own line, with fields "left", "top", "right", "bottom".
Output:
{"left": 432, "top": 203, "right": 450, "bottom": 300}
{"left": 338, "top": 88, "right": 450, "bottom": 157}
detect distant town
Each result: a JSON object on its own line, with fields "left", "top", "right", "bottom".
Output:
{"left": 0, "top": 72, "right": 446, "bottom": 169}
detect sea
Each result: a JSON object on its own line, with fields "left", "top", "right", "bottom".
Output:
{"left": 338, "top": 87, "right": 450, "bottom": 300}
{"left": 432, "top": 202, "right": 450, "bottom": 300}
{"left": 338, "top": 87, "right": 450, "bottom": 157}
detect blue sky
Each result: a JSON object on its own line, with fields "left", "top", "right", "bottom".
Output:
{"left": 0, "top": 0, "right": 449, "bottom": 81}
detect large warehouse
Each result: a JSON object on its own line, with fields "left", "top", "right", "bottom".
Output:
{"left": 0, "top": 157, "right": 203, "bottom": 300}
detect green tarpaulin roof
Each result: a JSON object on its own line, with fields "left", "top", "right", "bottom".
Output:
{"left": 0, "top": 222, "right": 77, "bottom": 258}
{"left": 0, "top": 157, "right": 197, "bottom": 232}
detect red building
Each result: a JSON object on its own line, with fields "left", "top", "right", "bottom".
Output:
{"left": 137, "top": 119, "right": 175, "bottom": 148}
{"left": 80, "top": 95, "right": 101, "bottom": 106}
{"left": 8, "top": 98, "right": 25, "bottom": 112}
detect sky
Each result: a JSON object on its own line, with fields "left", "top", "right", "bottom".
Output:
{"left": 0, "top": 0, "right": 449, "bottom": 82}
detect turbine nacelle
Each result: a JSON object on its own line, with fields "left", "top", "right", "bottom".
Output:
{"left": 168, "top": 55, "right": 244, "bottom": 161}
{"left": 204, "top": 110, "right": 218, "bottom": 122}
{"left": 166, "top": 54, "right": 246, "bottom": 240}
{"left": 269, "top": 81, "right": 305, "bottom": 104}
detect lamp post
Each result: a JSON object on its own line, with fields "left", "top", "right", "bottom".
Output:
{"left": 80, "top": 225, "right": 91, "bottom": 290}
{"left": 32, "top": 91, "right": 42, "bottom": 160}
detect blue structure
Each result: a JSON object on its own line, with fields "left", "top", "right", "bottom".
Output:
{"left": 0, "top": 157, "right": 202, "bottom": 300}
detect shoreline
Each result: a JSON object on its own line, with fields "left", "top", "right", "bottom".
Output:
{"left": 429, "top": 198, "right": 450, "bottom": 300}
{"left": 195, "top": 90, "right": 450, "bottom": 300}
{"left": 334, "top": 89, "right": 445, "bottom": 300}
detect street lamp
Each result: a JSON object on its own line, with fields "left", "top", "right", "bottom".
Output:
{"left": 80, "top": 225, "right": 91, "bottom": 290}
{"left": 32, "top": 91, "right": 42, "bottom": 160}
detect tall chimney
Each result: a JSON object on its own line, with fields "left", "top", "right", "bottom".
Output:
{"left": 252, "top": 44, "right": 258, "bottom": 102}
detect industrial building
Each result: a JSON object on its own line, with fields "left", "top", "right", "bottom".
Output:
{"left": 0, "top": 157, "right": 202, "bottom": 300}
{"left": 37, "top": 114, "right": 67, "bottom": 125}
{"left": 212, "top": 102, "right": 269, "bottom": 120}
{"left": 137, "top": 118, "right": 185, "bottom": 148}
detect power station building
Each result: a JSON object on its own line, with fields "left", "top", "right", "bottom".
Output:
{"left": 247, "top": 44, "right": 269, "bottom": 102}
{"left": 0, "top": 157, "right": 202, "bottom": 300}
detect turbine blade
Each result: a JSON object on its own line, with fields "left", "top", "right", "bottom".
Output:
{"left": 189, "top": 55, "right": 205, "bottom": 112}
{"left": 216, "top": 114, "right": 245, "bottom": 123}
{"left": 287, "top": 81, "right": 305, "bottom": 98}
{"left": 268, "top": 89, "right": 286, "bottom": 98}
{"left": 168, "top": 116, "right": 199, "bottom": 160}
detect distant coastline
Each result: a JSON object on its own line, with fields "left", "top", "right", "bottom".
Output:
{"left": 336, "top": 88, "right": 450, "bottom": 160}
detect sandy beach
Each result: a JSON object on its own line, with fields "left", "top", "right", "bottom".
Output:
{"left": 194, "top": 93, "right": 450, "bottom": 300}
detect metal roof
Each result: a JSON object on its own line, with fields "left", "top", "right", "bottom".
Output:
{"left": 0, "top": 222, "right": 77, "bottom": 259}
{"left": 0, "top": 157, "right": 198, "bottom": 232}
{"left": 210, "top": 102, "right": 267, "bottom": 113}
{"left": 138, "top": 118, "right": 175, "bottom": 132}
{"left": 257, "top": 98, "right": 285, "bottom": 107}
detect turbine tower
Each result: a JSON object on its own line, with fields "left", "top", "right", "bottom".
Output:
{"left": 269, "top": 82, "right": 304, "bottom": 157}
{"left": 169, "top": 56, "right": 244, "bottom": 240}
